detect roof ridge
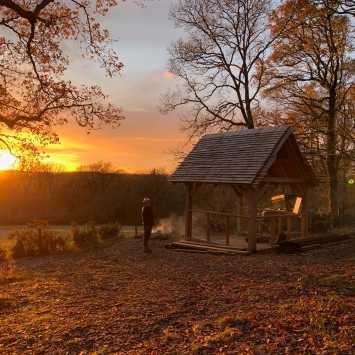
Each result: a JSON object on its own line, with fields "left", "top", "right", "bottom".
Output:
{"left": 203, "top": 125, "right": 290, "bottom": 138}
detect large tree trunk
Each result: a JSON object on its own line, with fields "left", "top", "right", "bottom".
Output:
{"left": 245, "top": 101, "right": 255, "bottom": 129}
{"left": 243, "top": 72, "right": 255, "bottom": 129}
{"left": 327, "top": 92, "right": 339, "bottom": 225}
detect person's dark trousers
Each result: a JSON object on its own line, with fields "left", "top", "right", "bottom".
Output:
{"left": 144, "top": 224, "right": 153, "bottom": 251}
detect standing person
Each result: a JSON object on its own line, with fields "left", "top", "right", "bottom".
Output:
{"left": 142, "top": 197, "right": 154, "bottom": 253}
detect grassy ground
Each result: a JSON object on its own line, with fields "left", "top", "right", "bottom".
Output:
{"left": 0, "top": 236, "right": 354, "bottom": 354}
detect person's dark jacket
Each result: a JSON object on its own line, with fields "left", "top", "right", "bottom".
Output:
{"left": 142, "top": 206, "right": 154, "bottom": 226}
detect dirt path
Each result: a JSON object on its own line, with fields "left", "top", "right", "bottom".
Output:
{"left": 1, "top": 237, "right": 354, "bottom": 354}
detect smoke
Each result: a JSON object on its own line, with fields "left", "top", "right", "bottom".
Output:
{"left": 153, "top": 215, "right": 185, "bottom": 237}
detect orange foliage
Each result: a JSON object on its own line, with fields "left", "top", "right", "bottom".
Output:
{"left": 0, "top": 0, "right": 124, "bottom": 155}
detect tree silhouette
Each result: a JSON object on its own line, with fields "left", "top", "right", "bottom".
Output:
{"left": 265, "top": 0, "right": 354, "bottom": 223}
{"left": 162, "top": 0, "right": 283, "bottom": 136}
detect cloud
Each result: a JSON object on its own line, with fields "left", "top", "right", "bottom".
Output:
{"left": 163, "top": 71, "right": 175, "bottom": 80}
{"left": 40, "top": 0, "right": 187, "bottom": 173}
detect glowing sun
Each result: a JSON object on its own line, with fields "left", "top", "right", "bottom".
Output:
{"left": 0, "top": 151, "right": 17, "bottom": 171}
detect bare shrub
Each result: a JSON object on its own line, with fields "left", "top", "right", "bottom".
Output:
{"left": 0, "top": 262, "right": 16, "bottom": 285}
{"left": 71, "top": 223, "right": 99, "bottom": 250}
{"left": 98, "top": 223, "right": 122, "bottom": 241}
{"left": 10, "top": 221, "right": 67, "bottom": 259}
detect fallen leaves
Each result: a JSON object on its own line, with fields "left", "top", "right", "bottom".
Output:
{"left": 0, "top": 237, "right": 353, "bottom": 354}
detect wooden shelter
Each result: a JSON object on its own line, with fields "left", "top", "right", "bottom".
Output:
{"left": 169, "top": 126, "right": 316, "bottom": 253}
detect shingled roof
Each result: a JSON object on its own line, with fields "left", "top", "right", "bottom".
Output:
{"left": 169, "top": 126, "right": 314, "bottom": 185}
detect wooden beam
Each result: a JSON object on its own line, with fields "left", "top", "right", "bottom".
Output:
{"left": 185, "top": 183, "right": 193, "bottom": 241}
{"left": 264, "top": 177, "right": 306, "bottom": 184}
{"left": 247, "top": 188, "right": 257, "bottom": 253}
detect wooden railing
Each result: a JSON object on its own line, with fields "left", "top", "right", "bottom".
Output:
{"left": 191, "top": 209, "right": 250, "bottom": 246}
{"left": 257, "top": 212, "right": 301, "bottom": 240}
{"left": 191, "top": 209, "right": 250, "bottom": 219}
{"left": 190, "top": 208, "right": 304, "bottom": 245}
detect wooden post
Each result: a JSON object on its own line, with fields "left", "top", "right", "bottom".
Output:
{"left": 239, "top": 194, "right": 244, "bottom": 233}
{"left": 247, "top": 188, "right": 257, "bottom": 253}
{"left": 287, "top": 216, "right": 292, "bottom": 240}
{"left": 300, "top": 186, "right": 309, "bottom": 239}
{"left": 206, "top": 213, "right": 211, "bottom": 243}
{"left": 271, "top": 219, "right": 277, "bottom": 241}
{"left": 278, "top": 217, "right": 282, "bottom": 236}
{"left": 185, "top": 183, "right": 193, "bottom": 241}
{"left": 226, "top": 216, "right": 230, "bottom": 246}
{"left": 236, "top": 194, "right": 244, "bottom": 234}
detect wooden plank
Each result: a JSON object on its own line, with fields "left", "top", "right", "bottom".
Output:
{"left": 178, "top": 240, "right": 248, "bottom": 252}
{"left": 271, "top": 194, "right": 285, "bottom": 202}
{"left": 174, "top": 243, "right": 242, "bottom": 253}
{"left": 293, "top": 197, "right": 302, "bottom": 215}
{"left": 171, "top": 241, "right": 250, "bottom": 255}
{"left": 226, "top": 216, "right": 230, "bottom": 246}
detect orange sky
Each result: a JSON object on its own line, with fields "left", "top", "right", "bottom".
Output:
{"left": 44, "top": 110, "right": 186, "bottom": 173}
{"left": 44, "top": 1, "right": 186, "bottom": 173}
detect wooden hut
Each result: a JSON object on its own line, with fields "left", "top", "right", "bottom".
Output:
{"left": 169, "top": 126, "right": 316, "bottom": 253}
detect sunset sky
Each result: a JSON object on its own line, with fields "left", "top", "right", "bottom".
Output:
{"left": 46, "top": 0, "right": 185, "bottom": 173}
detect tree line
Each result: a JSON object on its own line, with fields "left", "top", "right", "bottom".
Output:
{"left": 0, "top": 164, "right": 353, "bottom": 227}
{"left": 0, "top": 168, "right": 185, "bottom": 226}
